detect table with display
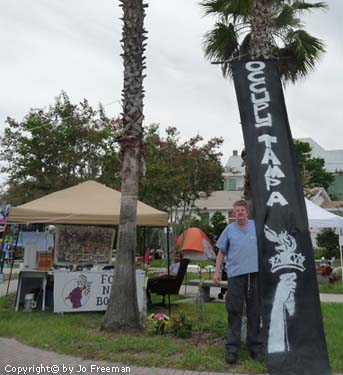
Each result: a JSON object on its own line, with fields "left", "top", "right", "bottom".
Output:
{"left": 15, "top": 268, "right": 145, "bottom": 313}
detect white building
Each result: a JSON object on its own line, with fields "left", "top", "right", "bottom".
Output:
{"left": 298, "top": 138, "right": 343, "bottom": 173}
{"left": 222, "top": 150, "right": 244, "bottom": 191}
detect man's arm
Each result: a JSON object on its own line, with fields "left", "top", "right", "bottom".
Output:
{"left": 213, "top": 251, "right": 224, "bottom": 286}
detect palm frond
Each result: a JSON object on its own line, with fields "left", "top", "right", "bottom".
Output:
{"left": 292, "top": 1, "right": 328, "bottom": 15}
{"left": 201, "top": 0, "right": 328, "bottom": 83}
{"left": 277, "top": 29, "right": 326, "bottom": 82}
{"left": 200, "top": 0, "right": 249, "bottom": 19}
{"left": 203, "top": 22, "right": 239, "bottom": 77}
{"left": 273, "top": 5, "right": 303, "bottom": 30}
{"left": 203, "top": 22, "right": 239, "bottom": 60}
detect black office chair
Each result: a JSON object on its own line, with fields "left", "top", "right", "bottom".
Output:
{"left": 149, "top": 258, "right": 190, "bottom": 305}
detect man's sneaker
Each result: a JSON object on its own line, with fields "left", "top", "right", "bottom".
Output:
{"left": 250, "top": 351, "right": 264, "bottom": 362}
{"left": 225, "top": 352, "right": 238, "bottom": 365}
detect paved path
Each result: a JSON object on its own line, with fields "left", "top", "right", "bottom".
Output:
{"left": 179, "top": 284, "right": 343, "bottom": 304}
{"left": 0, "top": 278, "right": 18, "bottom": 297}
{"left": 319, "top": 292, "right": 343, "bottom": 303}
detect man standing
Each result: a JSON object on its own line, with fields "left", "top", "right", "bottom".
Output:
{"left": 214, "top": 200, "right": 264, "bottom": 364}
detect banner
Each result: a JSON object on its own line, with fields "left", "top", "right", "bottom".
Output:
{"left": 54, "top": 270, "right": 144, "bottom": 313}
{"left": 54, "top": 225, "right": 115, "bottom": 266}
{"left": 231, "top": 60, "right": 331, "bottom": 375}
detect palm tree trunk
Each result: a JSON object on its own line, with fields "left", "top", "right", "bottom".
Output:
{"left": 243, "top": 0, "right": 274, "bottom": 205}
{"left": 102, "top": 0, "right": 147, "bottom": 332}
{"left": 249, "top": 0, "right": 274, "bottom": 59}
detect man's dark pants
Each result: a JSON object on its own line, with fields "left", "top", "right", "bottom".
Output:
{"left": 225, "top": 272, "right": 264, "bottom": 355}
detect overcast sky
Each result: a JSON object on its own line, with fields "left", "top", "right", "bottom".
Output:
{"left": 1, "top": 0, "right": 342, "bottom": 167}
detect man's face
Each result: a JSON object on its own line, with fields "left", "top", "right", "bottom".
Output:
{"left": 234, "top": 205, "right": 248, "bottom": 222}
{"left": 175, "top": 253, "right": 182, "bottom": 262}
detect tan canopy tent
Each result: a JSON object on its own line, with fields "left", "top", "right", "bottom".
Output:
{"left": 7, "top": 180, "right": 168, "bottom": 227}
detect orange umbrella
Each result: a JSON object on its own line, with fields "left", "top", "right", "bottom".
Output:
{"left": 176, "top": 227, "right": 216, "bottom": 260}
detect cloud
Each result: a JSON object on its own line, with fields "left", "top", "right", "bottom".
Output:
{"left": 0, "top": 0, "right": 341, "bottom": 168}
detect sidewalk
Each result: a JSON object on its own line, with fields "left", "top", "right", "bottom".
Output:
{"left": 0, "top": 278, "right": 18, "bottom": 297}
{"left": 179, "top": 284, "right": 343, "bottom": 304}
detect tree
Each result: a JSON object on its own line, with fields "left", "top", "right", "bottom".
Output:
{"left": 140, "top": 124, "right": 224, "bottom": 217}
{"left": 208, "top": 211, "right": 228, "bottom": 242}
{"left": 293, "top": 140, "right": 334, "bottom": 193}
{"left": 201, "top": 0, "right": 327, "bottom": 200}
{"left": 101, "top": 0, "right": 147, "bottom": 332}
{"left": 0, "top": 92, "right": 120, "bottom": 205}
{"left": 316, "top": 228, "right": 339, "bottom": 259}
{"left": 201, "top": 0, "right": 327, "bottom": 82}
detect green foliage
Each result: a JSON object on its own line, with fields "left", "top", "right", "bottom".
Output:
{"left": 0, "top": 92, "right": 120, "bottom": 205}
{"left": 170, "top": 312, "right": 193, "bottom": 338}
{"left": 293, "top": 140, "right": 334, "bottom": 192}
{"left": 201, "top": 0, "right": 327, "bottom": 82}
{"left": 140, "top": 124, "right": 224, "bottom": 215}
{"left": 316, "top": 228, "right": 340, "bottom": 259}
{"left": 314, "top": 248, "right": 330, "bottom": 260}
{"left": 0, "top": 98, "right": 224, "bottom": 216}
{"left": 209, "top": 211, "right": 227, "bottom": 242}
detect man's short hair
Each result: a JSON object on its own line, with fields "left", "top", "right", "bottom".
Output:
{"left": 233, "top": 200, "right": 248, "bottom": 211}
{"left": 175, "top": 251, "right": 183, "bottom": 259}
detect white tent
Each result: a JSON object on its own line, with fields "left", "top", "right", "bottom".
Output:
{"left": 305, "top": 198, "right": 343, "bottom": 228}
{"left": 305, "top": 198, "right": 343, "bottom": 282}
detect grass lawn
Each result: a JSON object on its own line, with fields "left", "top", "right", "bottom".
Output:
{"left": 0, "top": 294, "right": 342, "bottom": 373}
{"left": 319, "top": 281, "right": 343, "bottom": 294}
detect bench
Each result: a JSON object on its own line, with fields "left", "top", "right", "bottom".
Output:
{"left": 187, "top": 279, "right": 227, "bottom": 302}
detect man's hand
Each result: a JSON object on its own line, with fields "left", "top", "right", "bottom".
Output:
{"left": 213, "top": 271, "right": 221, "bottom": 286}
{"left": 213, "top": 251, "right": 224, "bottom": 286}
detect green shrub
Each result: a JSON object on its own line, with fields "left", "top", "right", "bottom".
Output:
{"left": 171, "top": 312, "right": 193, "bottom": 338}
{"left": 316, "top": 229, "right": 340, "bottom": 259}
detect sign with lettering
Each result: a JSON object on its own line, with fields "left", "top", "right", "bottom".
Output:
{"left": 232, "top": 60, "right": 331, "bottom": 375}
{"left": 53, "top": 270, "right": 144, "bottom": 313}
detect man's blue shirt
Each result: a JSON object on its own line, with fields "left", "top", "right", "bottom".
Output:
{"left": 216, "top": 220, "right": 258, "bottom": 278}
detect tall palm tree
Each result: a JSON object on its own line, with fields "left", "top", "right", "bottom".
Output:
{"left": 201, "top": 0, "right": 327, "bottom": 200}
{"left": 201, "top": 0, "right": 327, "bottom": 82}
{"left": 102, "top": 0, "right": 147, "bottom": 332}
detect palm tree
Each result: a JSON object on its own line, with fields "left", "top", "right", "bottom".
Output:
{"left": 201, "top": 0, "right": 327, "bottom": 200}
{"left": 201, "top": 0, "right": 327, "bottom": 82}
{"left": 102, "top": 0, "right": 147, "bottom": 332}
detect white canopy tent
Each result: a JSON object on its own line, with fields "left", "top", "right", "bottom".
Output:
{"left": 305, "top": 198, "right": 343, "bottom": 282}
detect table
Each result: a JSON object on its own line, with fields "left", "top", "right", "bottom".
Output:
{"left": 187, "top": 279, "right": 227, "bottom": 302}
{"left": 15, "top": 270, "right": 49, "bottom": 311}
{"left": 15, "top": 269, "right": 145, "bottom": 313}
